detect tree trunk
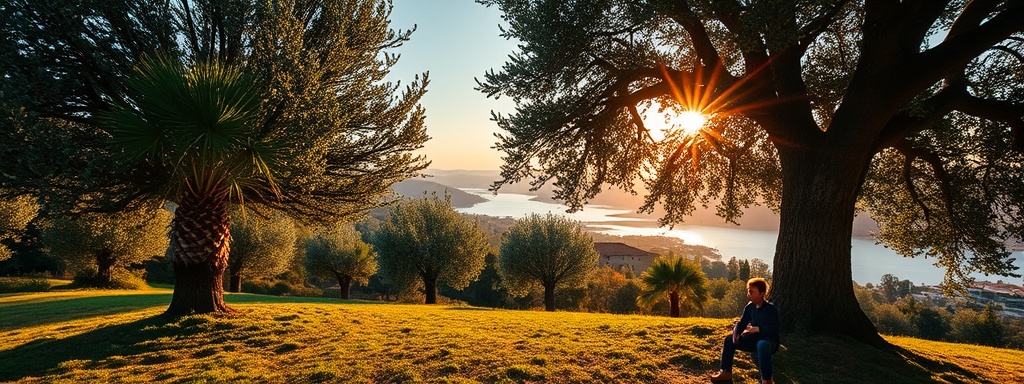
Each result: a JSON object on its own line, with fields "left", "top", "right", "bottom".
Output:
{"left": 544, "top": 284, "right": 555, "bottom": 312}
{"left": 424, "top": 277, "right": 438, "bottom": 304}
{"left": 164, "top": 190, "right": 233, "bottom": 316}
{"left": 334, "top": 271, "right": 353, "bottom": 299}
{"left": 669, "top": 290, "right": 680, "bottom": 318}
{"left": 228, "top": 263, "right": 242, "bottom": 293}
{"left": 771, "top": 147, "right": 886, "bottom": 346}
{"left": 95, "top": 250, "right": 115, "bottom": 286}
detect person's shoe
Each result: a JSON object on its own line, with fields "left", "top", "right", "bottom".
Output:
{"left": 709, "top": 370, "right": 732, "bottom": 382}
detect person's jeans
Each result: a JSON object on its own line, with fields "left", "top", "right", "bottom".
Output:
{"left": 719, "top": 335, "right": 775, "bottom": 380}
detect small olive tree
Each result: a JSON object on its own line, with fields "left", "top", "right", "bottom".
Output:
{"left": 0, "top": 193, "right": 38, "bottom": 262}
{"left": 41, "top": 204, "right": 171, "bottom": 287}
{"left": 372, "top": 195, "right": 490, "bottom": 304}
{"left": 304, "top": 225, "right": 377, "bottom": 299}
{"left": 499, "top": 214, "right": 598, "bottom": 311}
{"left": 227, "top": 208, "right": 297, "bottom": 292}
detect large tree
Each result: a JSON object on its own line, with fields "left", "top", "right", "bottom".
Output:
{"left": 40, "top": 204, "right": 171, "bottom": 286}
{"left": 2, "top": 0, "right": 429, "bottom": 315}
{"left": 372, "top": 195, "right": 491, "bottom": 304}
{"left": 304, "top": 224, "right": 377, "bottom": 299}
{"left": 227, "top": 208, "right": 297, "bottom": 292}
{"left": 498, "top": 213, "right": 598, "bottom": 311}
{"left": 478, "top": 0, "right": 1024, "bottom": 344}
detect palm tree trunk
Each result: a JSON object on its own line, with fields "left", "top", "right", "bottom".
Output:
{"left": 165, "top": 190, "right": 232, "bottom": 316}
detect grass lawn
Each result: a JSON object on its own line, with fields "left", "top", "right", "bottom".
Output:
{"left": 1, "top": 290, "right": 1022, "bottom": 383}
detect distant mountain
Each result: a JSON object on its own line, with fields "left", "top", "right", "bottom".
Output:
{"left": 391, "top": 178, "right": 487, "bottom": 208}
{"left": 422, "top": 169, "right": 880, "bottom": 236}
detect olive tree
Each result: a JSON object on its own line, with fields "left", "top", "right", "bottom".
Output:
{"left": 227, "top": 208, "right": 297, "bottom": 292}
{"left": 479, "top": 0, "right": 1024, "bottom": 344}
{"left": 41, "top": 204, "right": 171, "bottom": 286}
{"left": 498, "top": 214, "right": 598, "bottom": 311}
{"left": 372, "top": 196, "right": 491, "bottom": 304}
{"left": 304, "top": 225, "right": 377, "bottom": 299}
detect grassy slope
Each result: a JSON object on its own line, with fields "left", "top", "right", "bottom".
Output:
{"left": 1, "top": 290, "right": 1022, "bottom": 384}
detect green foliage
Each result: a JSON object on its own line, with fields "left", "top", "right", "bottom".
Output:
{"left": 948, "top": 304, "right": 1006, "bottom": 347}
{"left": 581, "top": 266, "right": 628, "bottom": 313}
{"left": 240, "top": 279, "right": 322, "bottom": 297}
{"left": 228, "top": 208, "right": 297, "bottom": 283}
{"left": 372, "top": 195, "right": 491, "bottom": 302}
{"left": 3, "top": 0, "right": 430, "bottom": 223}
{"left": 879, "top": 274, "right": 916, "bottom": 303}
{"left": 0, "top": 193, "right": 38, "bottom": 261}
{"left": 701, "top": 278, "right": 749, "bottom": 318}
{"left": 72, "top": 267, "right": 149, "bottom": 290}
{"left": 637, "top": 256, "right": 709, "bottom": 317}
{"left": 40, "top": 204, "right": 171, "bottom": 285}
{"left": 0, "top": 277, "right": 49, "bottom": 293}
{"left": 497, "top": 214, "right": 598, "bottom": 310}
{"left": 872, "top": 303, "right": 918, "bottom": 337}
{"left": 304, "top": 225, "right": 377, "bottom": 288}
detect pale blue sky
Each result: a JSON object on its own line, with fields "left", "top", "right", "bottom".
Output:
{"left": 387, "top": 0, "right": 518, "bottom": 171}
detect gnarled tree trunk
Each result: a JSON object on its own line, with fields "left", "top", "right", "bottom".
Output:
{"left": 165, "top": 190, "right": 232, "bottom": 316}
{"left": 95, "top": 249, "right": 115, "bottom": 286}
{"left": 770, "top": 145, "right": 886, "bottom": 346}
{"left": 333, "top": 271, "right": 353, "bottom": 299}
{"left": 543, "top": 283, "right": 555, "bottom": 311}
{"left": 424, "top": 276, "right": 438, "bottom": 304}
{"left": 228, "top": 263, "right": 243, "bottom": 293}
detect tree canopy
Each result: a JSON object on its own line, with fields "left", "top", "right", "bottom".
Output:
{"left": 40, "top": 204, "right": 171, "bottom": 286}
{"left": 498, "top": 213, "right": 598, "bottom": 311}
{"left": 372, "top": 195, "right": 491, "bottom": 304}
{"left": 304, "top": 224, "right": 378, "bottom": 300}
{"left": 0, "top": 193, "right": 38, "bottom": 262}
{"left": 478, "top": 0, "right": 1023, "bottom": 344}
{"left": 228, "top": 208, "right": 298, "bottom": 292}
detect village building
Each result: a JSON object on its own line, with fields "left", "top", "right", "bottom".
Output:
{"left": 594, "top": 242, "right": 659, "bottom": 275}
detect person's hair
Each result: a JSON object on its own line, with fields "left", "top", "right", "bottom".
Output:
{"left": 747, "top": 277, "right": 769, "bottom": 295}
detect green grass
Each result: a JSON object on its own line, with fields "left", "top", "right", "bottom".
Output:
{"left": 1, "top": 290, "right": 1022, "bottom": 383}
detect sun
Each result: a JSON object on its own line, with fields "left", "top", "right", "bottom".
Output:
{"left": 642, "top": 106, "right": 708, "bottom": 141}
{"left": 676, "top": 110, "right": 707, "bottom": 134}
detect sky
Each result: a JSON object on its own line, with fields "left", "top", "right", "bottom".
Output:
{"left": 386, "top": 0, "right": 518, "bottom": 171}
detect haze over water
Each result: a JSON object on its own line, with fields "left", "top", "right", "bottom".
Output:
{"left": 456, "top": 189, "right": 1024, "bottom": 287}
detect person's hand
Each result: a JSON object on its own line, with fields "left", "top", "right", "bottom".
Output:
{"left": 741, "top": 325, "right": 759, "bottom": 334}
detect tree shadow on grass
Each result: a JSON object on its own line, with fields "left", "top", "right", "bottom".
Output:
{"left": 0, "top": 314, "right": 191, "bottom": 382}
{"left": 0, "top": 293, "right": 171, "bottom": 331}
{"left": 772, "top": 335, "right": 982, "bottom": 383}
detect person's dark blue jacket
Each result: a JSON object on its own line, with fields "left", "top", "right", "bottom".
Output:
{"left": 733, "top": 301, "right": 780, "bottom": 350}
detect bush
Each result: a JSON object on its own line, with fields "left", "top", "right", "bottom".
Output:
{"left": 873, "top": 303, "right": 916, "bottom": 336}
{"left": 71, "top": 268, "right": 149, "bottom": 290}
{"left": 0, "top": 277, "right": 50, "bottom": 293}
{"left": 241, "top": 279, "right": 322, "bottom": 297}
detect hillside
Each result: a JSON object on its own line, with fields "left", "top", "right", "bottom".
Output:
{"left": 2, "top": 289, "right": 1023, "bottom": 383}
{"left": 391, "top": 178, "right": 487, "bottom": 208}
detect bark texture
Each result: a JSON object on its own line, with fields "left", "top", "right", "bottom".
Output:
{"left": 165, "top": 191, "right": 233, "bottom": 316}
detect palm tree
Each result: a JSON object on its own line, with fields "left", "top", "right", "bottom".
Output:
{"left": 102, "top": 56, "right": 275, "bottom": 315}
{"left": 638, "top": 256, "right": 709, "bottom": 317}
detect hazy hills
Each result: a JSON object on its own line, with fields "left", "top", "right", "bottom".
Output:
{"left": 400, "top": 169, "right": 879, "bottom": 236}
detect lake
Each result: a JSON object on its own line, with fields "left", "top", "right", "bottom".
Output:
{"left": 455, "top": 189, "right": 1024, "bottom": 286}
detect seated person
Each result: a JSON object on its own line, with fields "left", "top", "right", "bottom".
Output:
{"left": 710, "top": 277, "right": 779, "bottom": 384}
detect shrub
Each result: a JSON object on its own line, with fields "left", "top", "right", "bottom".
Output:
{"left": 873, "top": 303, "right": 916, "bottom": 336}
{"left": 241, "top": 279, "right": 322, "bottom": 297}
{"left": 72, "top": 268, "right": 149, "bottom": 290}
{"left": 0, "top": 277, "right": 50, "bottom": 293}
